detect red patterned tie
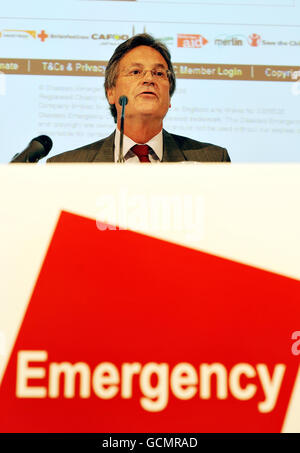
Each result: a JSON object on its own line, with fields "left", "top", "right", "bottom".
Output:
{"left": 131, "top": 144, "right": 151, "bottom": 163}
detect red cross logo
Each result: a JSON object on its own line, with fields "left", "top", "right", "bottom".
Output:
{"left": 38, "top": 30, "right": 48, "bottom": 42}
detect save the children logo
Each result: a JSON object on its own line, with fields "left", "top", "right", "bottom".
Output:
{"left": 248, "top": 33, "right": 261, "bottom": 47}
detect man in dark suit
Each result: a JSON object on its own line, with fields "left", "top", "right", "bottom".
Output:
{"left": 47, "top": 34, "right": 230, "bottom": 163}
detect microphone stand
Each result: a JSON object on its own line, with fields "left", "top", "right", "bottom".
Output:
{"left": 118, "top": 96, "right": 128, "bottom": 163}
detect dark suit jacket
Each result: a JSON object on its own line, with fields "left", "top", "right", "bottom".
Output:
{"left": 47, "top": 129, "right": 230, "bottom": 163}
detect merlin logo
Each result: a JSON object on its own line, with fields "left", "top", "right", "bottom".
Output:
{"left": 215, "top": 35, "right": 245, "bottom": 46}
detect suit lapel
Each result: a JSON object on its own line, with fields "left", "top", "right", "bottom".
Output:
{"left": 93, "top": 132, "right": 115, "bottom": 162}
{"left": 162, "top": 129, "right": 185, "bottom": 162}
{"left": 92, "top": 130, "right": 185, "bottom": 163}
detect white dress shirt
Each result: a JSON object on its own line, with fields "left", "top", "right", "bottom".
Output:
{"left": 114, "top": 128, "right": 163, "bottom": 163}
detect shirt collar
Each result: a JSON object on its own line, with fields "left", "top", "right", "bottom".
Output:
{"left": 114, "top": 128, "right": 163, "bottom": 162}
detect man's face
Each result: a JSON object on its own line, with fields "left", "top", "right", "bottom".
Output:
{"left": 107, "top": 45, "right": 171, "bottom": 125}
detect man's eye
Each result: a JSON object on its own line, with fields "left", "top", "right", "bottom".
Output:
{"left": 130, "top": 69, "right": 141, "bottom": 75}
{"left": 156, "top": 71, "right": 164, "bottom": 77}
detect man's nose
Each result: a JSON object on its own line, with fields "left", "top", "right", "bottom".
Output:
{"left": 142, "top": 70, "right": 155, "bottom": 82}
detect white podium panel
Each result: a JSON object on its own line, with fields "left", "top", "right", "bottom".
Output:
{"left": 0, "top": 163, "right": 299, "bottom": 433}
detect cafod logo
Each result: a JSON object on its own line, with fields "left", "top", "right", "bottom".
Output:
{"left": 91, "top": 33, "right": 129, "bottom": 44}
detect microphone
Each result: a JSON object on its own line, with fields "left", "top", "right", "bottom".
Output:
{"left": 119, "top": 95, "right": 128, "bottom": 106}
{"left": 10, "top": 135, "right": 53, "bottom": 163}
{"left": 118, "top": 95, "right": 128, "bottom": 163}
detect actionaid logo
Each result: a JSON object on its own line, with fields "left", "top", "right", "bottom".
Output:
{"left": 177, "top": 33, "right": 208, "bottom": 48}
{"left": 16, "top": 351, "right": 286, "bottom": 413}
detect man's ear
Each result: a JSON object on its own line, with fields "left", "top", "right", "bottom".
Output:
{"left": 106, "top": 87, "right": 115, "bottom": 105}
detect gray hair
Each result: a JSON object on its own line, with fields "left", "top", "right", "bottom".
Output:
{"left": 104, "top": 33, "right": 176, "bottom": 122}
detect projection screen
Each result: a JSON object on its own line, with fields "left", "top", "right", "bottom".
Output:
{"left": 0, "top": 0, "right": 300, "bottom": 163}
